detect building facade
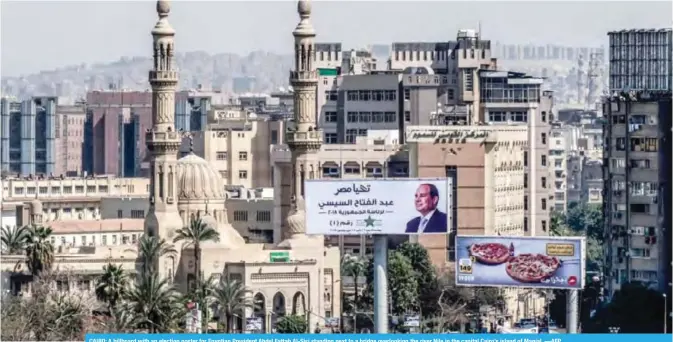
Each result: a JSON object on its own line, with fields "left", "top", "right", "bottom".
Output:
{"left": 0, "top": 97, "right": 58, "bottom": 176}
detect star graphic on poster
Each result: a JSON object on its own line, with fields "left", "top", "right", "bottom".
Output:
{"left": 364, "top": 216, "right": 376, "bottom": 227}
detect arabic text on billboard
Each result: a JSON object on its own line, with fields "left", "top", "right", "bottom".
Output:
{"left": 455, "top": 236, "right": 586, "bottom": 289}
{"left": 304, "top": 178, "right": 452, "bottom": 235}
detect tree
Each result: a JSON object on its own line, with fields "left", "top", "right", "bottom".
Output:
{"left": 565, "top": 203, "right": 603, "bottom": 239}
{"left": 188, "top": 274, "right": 217, "bottom": 332}
{"left": 361, "top": 250, "right": 418, "bottom": 316}
{"left": 173, "top": 217, "right": 220, "bottom": 287}
{"left": 25, "top": 225, "right": 55, "bottom": 277}
{"left": 275, "top": 315, "right": 307, "bottom": 333}
{"left": 396, "top": 242, "right": 439, "bottom": 314}
{"left": 95, "top": 263, "right": 129, "bottom": 311}
{"left": 341, "top": 254, "right": 366, "bottom": 314}
{"left": 126, "top": 271, "right": 180, "bottom": 333}
{"left": 211, "top": 273, "right": 255, "bottom": 333}
{"left": 1, "top": 225, "right": 29, "bottom": 255}
{"left": 0, "top": 269, "right": 100, "bottom": 341}
{"left": 138, "top": 235, "right": 176, "bottom": 275}
{"left": 586, "top": 282, "right": 667, "bottom": 333}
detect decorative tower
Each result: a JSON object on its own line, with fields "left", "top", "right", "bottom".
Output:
{"left": 144, "top": 0, "right": 182, "bottom": 279}
{"left": 280, "top": 0, "right": 323, "bottom": 246}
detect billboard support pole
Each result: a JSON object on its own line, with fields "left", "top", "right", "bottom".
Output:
{"left": 566, "top": 289, "right": 579, "bottom": 333}
{"left": 373, "top": 235, "right": 389, "bottom": 333}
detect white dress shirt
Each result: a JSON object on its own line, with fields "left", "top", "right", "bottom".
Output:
{"left": 418, "top": 209, "right": 436, "bottom": 233}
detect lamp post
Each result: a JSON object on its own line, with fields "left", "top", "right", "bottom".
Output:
{"left": 664, "top": 293, "right": 667, "bottom": 333}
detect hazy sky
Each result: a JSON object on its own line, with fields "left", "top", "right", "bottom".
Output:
{"left": 2, "top": 1, "right": 671, "bottom": 77}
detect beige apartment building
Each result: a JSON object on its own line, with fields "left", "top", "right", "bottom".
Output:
{"left": 1, "top": 175, "right": 149, "bottom": 227}
{"left": 179, "top": 106, "right": 283, "bottom": 189}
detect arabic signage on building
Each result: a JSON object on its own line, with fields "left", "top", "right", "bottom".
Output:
{"left": 405, "top": 127, "right": 491, "bottom": 144}
{"left": 269, "top": 251, "right": 290, "bottom": 263}
{"left": 304, "top": 178, "right": 453, "bottom": 235}
{"left": 455, "top": 235, "right": 586, "bottom": 289}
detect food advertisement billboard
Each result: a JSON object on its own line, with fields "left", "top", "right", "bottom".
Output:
{"left": 304, "top": 178, "right": 452, "bottom": 235}
{"left": 455, "top": 236, "right": 586, "bottom": 289}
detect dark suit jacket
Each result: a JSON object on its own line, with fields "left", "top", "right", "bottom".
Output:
{"left": 405, "top": 210, "right": 448, "bottom": 233}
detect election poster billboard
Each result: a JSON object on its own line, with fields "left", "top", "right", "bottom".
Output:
{"left": 455, "top": 235, "right": 586, "bottom": 289}
{"left": 304, "top": 178, "right": 452, "bottom": 235}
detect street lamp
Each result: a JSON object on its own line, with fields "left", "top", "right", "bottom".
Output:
{"left": 664, "top": 293, "right": 667, "bottom": 333}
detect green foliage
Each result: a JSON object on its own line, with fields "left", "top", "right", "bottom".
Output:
{"left": 275, "top": 315, "right": 308, "bottom": 333}
{"left": 396, "top": 243, "right": 439, "bottom": 313}
{"left": 387, "top": 250, "right": 419, "bottom": 315}
{"left": 211, "top": 273, "right": 255, "bottom": 333}
{"left": 1, "top": 225, "right": 30, "bottom": 255}
{"left": 95, "top": 263, "right": 129, "bottom": 310}
{"left": 341, "top": 254, "right": 367, "bottom": 315}
{"left": 173, "top": 217, "right": 221, "bottom": 286}
{"left": 551, "top": 205, "right": 604, "bottom": 272}
{"left": 584, "top": 282, "right": 668, "bottom": 333}
{"left": 25, "top": 225, "right": 55, "bottom": 276}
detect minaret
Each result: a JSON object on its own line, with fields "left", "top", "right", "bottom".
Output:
{"left": 144, "top": 0, "right": 182, "bottom": 279}
{"left": 281, "top": 0, "right": 322, "bottom": 244}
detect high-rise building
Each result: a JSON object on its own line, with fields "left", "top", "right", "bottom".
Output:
{"left": 608, "top": 29, "right": 672, "bottom": 92}
{"left": 603, "top": 29, "right": 672, "bottom": 298}
{"left": 0, "top": 97, "right": 58, "bottom": 176}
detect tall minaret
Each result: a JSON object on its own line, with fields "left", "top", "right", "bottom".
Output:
{"left": 144, "top": 0, "right": 182, "bottom": 278}
{"left": 281, "top": 0, "right": 322, "bottom": 243}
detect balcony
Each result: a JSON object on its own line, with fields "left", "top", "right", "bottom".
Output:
{"left": 285, "top": 130, "right": 323, "bottom": 149}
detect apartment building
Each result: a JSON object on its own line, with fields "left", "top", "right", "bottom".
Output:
{"left": 178, "top": 106, "right": 282, "bottom": 188}
{"left": 1, "top": 175, "right": 149, "bottom": 228}
{"left": 0, "top": 97, "right": 58, "bottom": 176}
{"left": 54, "top": 104, "right": 87, "bottom": 176}
{"left": 549, "top": 127, "right": 569, "bottom": 212}
{"left": 603, "top": 91, "right": 672, "bottom": 295}
{"left": 225, "top": 187, "right": 275, "bottom": 244}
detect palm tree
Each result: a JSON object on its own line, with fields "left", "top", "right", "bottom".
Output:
{"left": 25, "top": 225, "right": 55, "bottom": 277}
{"left": 137, "top": 235, "right": 176, "bottom": 276}
{"left": 95, "top": 263, "right": 129, "bottom": 311}
{"left": 173, "top": 217, "right": 220, "bottom": 287}
{"left": 126, "top": 271, "right": 179, "bottom": 333}
{"left": 341, "top": 254, "right": 366, "bottom": 315}
{"left": 190, "top": 274, "right": 217, "bottom": 332}
{"left": 1, "top": 225, "right": 29, "bottom": 255}
{"left": 212, "top": 274, "right": 255, "bottom": 333}
{"left": 104, "top": 302, "right": 137, "bottom": 333}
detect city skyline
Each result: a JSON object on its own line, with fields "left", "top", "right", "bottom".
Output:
{"left": 2, "top": 0, "right": 672, "bottom": 77}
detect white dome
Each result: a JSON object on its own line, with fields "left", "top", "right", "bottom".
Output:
{"left": 176, "top": 153, "right": 226, "bottom": 202}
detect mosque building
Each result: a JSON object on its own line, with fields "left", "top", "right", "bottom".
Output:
{"left": 1, "top": 0, "right": 341, "bottom": 332}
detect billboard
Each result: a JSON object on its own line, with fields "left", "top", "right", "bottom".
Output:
{"left": 304, "top": 178, "right": 452, "bottom": 235}
{"left": 455, "top": 235, "right": 586, "bottom": 289}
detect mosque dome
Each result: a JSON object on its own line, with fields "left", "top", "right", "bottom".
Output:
{"left": 176, "top": 153, "right": 226, "bottom": 202}
{"left": 286, "top": 197, "right": 306, "bottom": 236}
{"left": 30, "top": 199, "right": 43, "bottom": 213}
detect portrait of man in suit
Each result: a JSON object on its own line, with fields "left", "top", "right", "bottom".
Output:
{"left": 405, "top": 183, "right": 448, "bottom": 233}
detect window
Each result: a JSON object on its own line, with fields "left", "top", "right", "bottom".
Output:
{"left": 239, "top": 170, "right": 248, "bottom": 179}
{"left": 322, "top": 166, "right": 340, "bottom": 178}
{"left": 554, "top": 159, "right": 563, "bottom": 168}
{"left": 112, "top": 235, "right": 118, "bottom": 245}
{"left": 51, "top": 186, "right": 61, "bottom": 194}
{"left": 347, "top": 112, "right": 358, "bottom": 123}
{"left": 612, "top": 158, "right": 626, "bottom": 169}
{"left": 344, "top": 164, "right": 360, "bottom": 175}
{"left": 404, "top": 89, "right": 411, "bottom": 100}
{"left": 270, "top": 130, "right": 278, "bottom": 144}
{"left": 358, "top": 90, "right": 371, "bottom": 101}
{"left": 541, "top": 177, "right": 547, "bottom": 188}
{"left": 489, "top": 111, "right": 506, "bottom": 122}
{"left": 99, "top": 185, "right": 108, "bottom": 193}
{"left": 447, "top": 88, "right": 455, "bottom": 100}
{"left": 629, "top": 159, "right": 650, "bottom": 169}
{"left": 541, "top": 111, "right": 547, "bottom": 122}
{"left": 324, "top": 133, "right": 338, "bottom": 144}
{"left": 524, "top": 217, "right": 528, "bottom": 232}
{"left": 511, "top": 111, "right": 527, "bottom": 122}
{"left": 615, "top": 137, "right": 626, "bottom": 151}
{"left": 256, "top": 210, "right": 271, "bottom": 222}
{"left": 117, "top": 210, "right": 123, "bottom": 218}
{"left": 102, "top": 235, "right": 108, "bottom": 246}
{"left": 75, "top": 186, "right": 84, "bottom": 193}
{"left": 384, "top": 112, "right": 396, "bottom": 122}
{"left": 81, "top": 235, "right": 87, "bottom": 246}
{"left": 238, "top": 151, "right": 248, "bottom": 161}
{"left": 630, "top": 182, "right": 658, "bottom": 196}
{"left": 541, "top": 199, "right": 547, "bottom": 210}
{"left": 630, "top": 248, "right": 651, "bottom": 258}
{"left": 345, "top": 129, "right": 357, "bottom": 144}
{"left": 56, "top": 280, "right": 69, "bottom": 293}
{"left": 404, "top": 111, "right": 411, "bottom": 122}
{"left": 630, "top": 204, "right": 650, "bottom": 214}
{"left": 541, "top": 220, "right": 547, "bottom": 231}
{"left": 524, "top": 196, "right": 528, "bottom": 210}
{"left": 630, "top": 138, "right": 658, "bottom": 152}
{"left": 216, "top": 151, "right": 228, "bottom": 160}
{"left": 541, "top": 155, "right": 547, "bottom": 166}
{"left": 324, "top": 111, "right": 337, "bottom": 123}
{"left": 523, "top": 151, "right": 528, "bottom": 167}
{"left": 541, "top": 133, "right": 546, "bottom": 144}
{"left": 346, "top": 91, "right": 358, "bottom": 101}
{"left": 366, "top": 166, "right": 383, "bottom": 178}
{"left": 14, "top": 187, "right": 24, "bottom": 195}
{"left": 372, "top": 90, "right": 384, "bottom": 101}
{"left": 523, "top": 174, "right": 528, "bottom": 188}
{"left": 131, "top": 210, "right": 145, "bottom": 218}
{"left": 233, "top": 210, "right": 248, "bottom": 222}
{"left": 358, "top": 112, "right": 371, "bottom": 123}
{"left": 384, "top": 90, "right": 396, "bottom": 101}
{"left": 86, "top": 185, "right": 96, "bottom": 193}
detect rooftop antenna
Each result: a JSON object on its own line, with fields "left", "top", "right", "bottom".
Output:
{"left": 477, "top": 21, "right": 482, "bottom": 40}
